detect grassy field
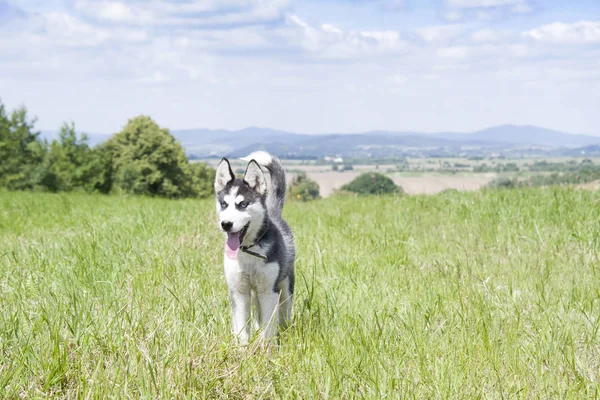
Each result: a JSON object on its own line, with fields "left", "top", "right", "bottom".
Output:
{"left": 1, "top": 189, "right": 600, "bottom": 398}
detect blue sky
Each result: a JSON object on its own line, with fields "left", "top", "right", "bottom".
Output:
{"left": 0, "top": 0, "right": 599, "bottom": 135}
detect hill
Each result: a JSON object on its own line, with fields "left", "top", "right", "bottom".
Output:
{"left": 436, "top": 125, "right": 600, "bottom": 147}
{"left": 40, "top": 125, "right": 600, "bottom": 159}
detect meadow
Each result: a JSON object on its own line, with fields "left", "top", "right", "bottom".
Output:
{"left": 1, "top": 189, "right": 599, "bottom": 398}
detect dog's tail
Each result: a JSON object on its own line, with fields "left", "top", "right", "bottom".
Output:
{"left": 241, "top": 151, "right": 286, "bottom": 215}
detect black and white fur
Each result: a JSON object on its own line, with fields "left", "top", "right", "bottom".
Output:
{"left": 214, "top": 151, "right": 295, "bottom": 345}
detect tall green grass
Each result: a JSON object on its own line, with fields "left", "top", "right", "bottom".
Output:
{"left": 1, "top": 189, "right": 599, "bottom": 398}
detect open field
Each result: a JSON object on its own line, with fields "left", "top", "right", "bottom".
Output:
{"left": 205, "top": 157, "right": 600, "bottom": 197}
{"left": 1, "top": 189, "right": 600, "bottom": 398}
{"left": 291, "top": 171, "right": 496, "bottom": 197}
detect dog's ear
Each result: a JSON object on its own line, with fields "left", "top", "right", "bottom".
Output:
{"left": 215, "top": 158, "right": 235, "bottom": 192}
{"left": 243, "top": 160, "right": 267, "bottom": 195}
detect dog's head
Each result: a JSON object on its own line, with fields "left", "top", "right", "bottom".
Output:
{"left": 214, "top": 158, "right": 267, "bottom": 259}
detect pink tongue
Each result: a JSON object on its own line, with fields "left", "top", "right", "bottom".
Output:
{"left": 225, "top": 232, "right": 241, "bottom": 259}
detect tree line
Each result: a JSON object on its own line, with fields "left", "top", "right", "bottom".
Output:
{"left": 0, "top": 100, "right": 214, "bottom": 199}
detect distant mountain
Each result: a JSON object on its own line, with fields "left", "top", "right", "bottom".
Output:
{"left": 173, "top": 127, "right": 302, "bottom": 157}
{"left": 226, "top": 133, "right": 468, "bottom": 158}
{"left": 434, "top": 125, "right": 600, "bottom": 147}
{"left": 179, "top": 125, "right": 599, "bottom": 159}
{"left": 39, "top": 125, "right": 600, "bottom": 159}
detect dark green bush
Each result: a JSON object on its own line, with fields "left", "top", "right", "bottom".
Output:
{"left": 0, "top": 104, "right": 46, "bottom": 190}
{"left": 341, "top": 172, "right": 402, "bottom": 195}
{"left": 289, "top": 172, "right": 320, "bottom": 201}
{"left": 106, "top": 116, "right": 196, "bottom": 198}
{"left": 487, "top": 177, "right": 518, "bottom": 189}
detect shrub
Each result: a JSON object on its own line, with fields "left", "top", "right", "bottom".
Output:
{"left": 41, "top": 122, "right": 95, "bottom": 192}
{"left": 341, "top": 172, "right": 402, "bottom": 195}
{"left": 289, "top": 172, "right": 320, "bottom": 201}
{"left": 188, "top": 162, "right": 215, "bottom": 198}
{"left": 487, "top": 177, "right": 518, "bottom": 189}
{"left": 341, "top": 164, "right": 353, "bottom": 171}
{"left": 106, "top": 116, "right": 199, "bottom": 198}
{"left": 0, "top": 103, "right": 47, "bottom": 191}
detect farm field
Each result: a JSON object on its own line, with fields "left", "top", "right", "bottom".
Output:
{"left": 1, "top": 189, "right": 600, "bottom": 398}
{"left": 205, "top": 157, "right": 600, "bottom": 197}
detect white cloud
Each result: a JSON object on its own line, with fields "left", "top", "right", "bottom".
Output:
{"left": 437, "top": 46, "right": 469, "bottom": 59}
{"left": 96, "top": 2, "right": 135, "bottom": 22}
{"left": 43, "top": 12, "right": 110, "bottom": 46}
{"left": 447, "top": 0, "right": 527, "bottom": 9}
{"left": 417, "top": 25, "right": 464, "bottom": 43}
{"left": 444, "top": 0, "right": 533, "bottom": 19}
{"left": 511, "top": 3, "right": 532, "bottom": 14}
{"left": 471, "top": 28, "right": 502, "bottom": 42}
{"left": 75, "top": 0, "right": 291, "bottom": 27}
{"left": 523, "top": 21, "right": 600, "bottom": 44}
{"left": 1, "top": 1, "right": 599, "bottom": 136}
{"left": 286, "top": 15, "right": 406, "bottom": 58}
{"left": 443, "top": 11, "right": 463, "bottom": 21}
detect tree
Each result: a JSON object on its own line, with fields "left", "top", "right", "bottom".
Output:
{"left": 188, "top": 161, "right": 214, "bottom": 198}
{"left": 83, "top": 144, "right": 114, "bottom": 194}
{"left": 341, "top": 172, "right": 402, "bottom": 195}
{"left": 0, "top": 103, "right": 47, "bottom": 190}
{"left": 289, "top": 172, "right": 320, "bottom": 201}
{"left": 41, "top": 122, "right": 94, "bottom": 192}
{"left": 106, "top": 116, "right": 195, "bottom": 198}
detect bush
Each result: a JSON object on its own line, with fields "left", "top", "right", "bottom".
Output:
{"left": 332, "top": 164, "right": 339, "bottom": 171}
{"left": 41, "top": 122, "right": 95, "bottom": 192}
{"left": 289, "top": 172, "right": 320, "bottom": 201}
{"left": 106, "top": 116, "right": 196, "bottom": 198}
{"left": 0, "top": 103, "right": 47, "bottom": 191}
{"left": 341, "top": 173, "right": 402, "bottom": 195}
{"left": 341, "top": 164, "right": 353, "bottom": 171}
{"left": 487, "top": 177, "right": 518, "bottom": 189}
{"left": 188, "top": 162, "right": 215, "bottom": 198}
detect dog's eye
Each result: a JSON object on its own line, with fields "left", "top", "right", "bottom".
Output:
{"left": 239, "top": 201, "right": 249, "bottom": 209}
{"left": 220, "top": 200, "right": 228, "bottom": 209}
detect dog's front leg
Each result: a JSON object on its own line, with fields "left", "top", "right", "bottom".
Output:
{"left": 257, "top": 291, "right": 279, "bottom": 344}
{"left": 230, "top": 291, "right": 251, "bottom": 345}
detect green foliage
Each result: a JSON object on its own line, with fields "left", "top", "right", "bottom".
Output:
{"left": 0, "top": 102, "right": 214, "bottom": 199}
{"left": 82, "top": 144, "right": 114, "bottom": 194}
{"left": 188, "top": 162, "right": 214, "bottom": 198}
{"left": 106, "top": 116, "right": 193, "bottom": 198}
{"left": 341, "top": 172, "right": 402, "bottom": 195}
{"left": 289, "top": 172, "right": 320, "bottom": 201}
{"left": 332, "top": 164, "right": 339, "bottom": 171}
{"left": 486, "top": 176, "right": 518, "bottom": 189}
{"left": 341, "top": 164, "right": 353, "bottom": 171}
{"left": 474, "top": 162, "right": 520, "bottom": 173}
{"left": 41, "top": 122, "right": 96, "bottom": 192}
{"left": 0, "top": 103, "right": 47, "bottom": 190}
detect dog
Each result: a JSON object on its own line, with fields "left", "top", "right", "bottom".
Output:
{"left": 214, "top": 151, "right": 295, "bottom": 345}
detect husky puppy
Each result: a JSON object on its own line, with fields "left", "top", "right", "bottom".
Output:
{"left": 214, "top": 152, "right": 295, "bottom": 345}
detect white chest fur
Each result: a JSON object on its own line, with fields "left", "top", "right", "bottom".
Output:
{"left": 223, "top": 252, "right": 280, "bottom": 295}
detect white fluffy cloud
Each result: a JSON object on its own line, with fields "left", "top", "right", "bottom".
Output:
{"left": 286, "top": 15, "right": 407, "bottom": 58}
{"left": 75, "top": 0, "right": 291, "bottom": 26}
{"left": 0, "top": 0, "right": 599, "bottom": 135}
{"left": 444, "top": 0, "right": 532, "bottom": 20}
{"left": 523, "top": 20, "right": 600, "bottom": 44}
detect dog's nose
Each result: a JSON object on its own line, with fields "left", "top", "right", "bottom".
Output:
{"left": 221, "top": 221, "right": 233, "bottom": 231}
